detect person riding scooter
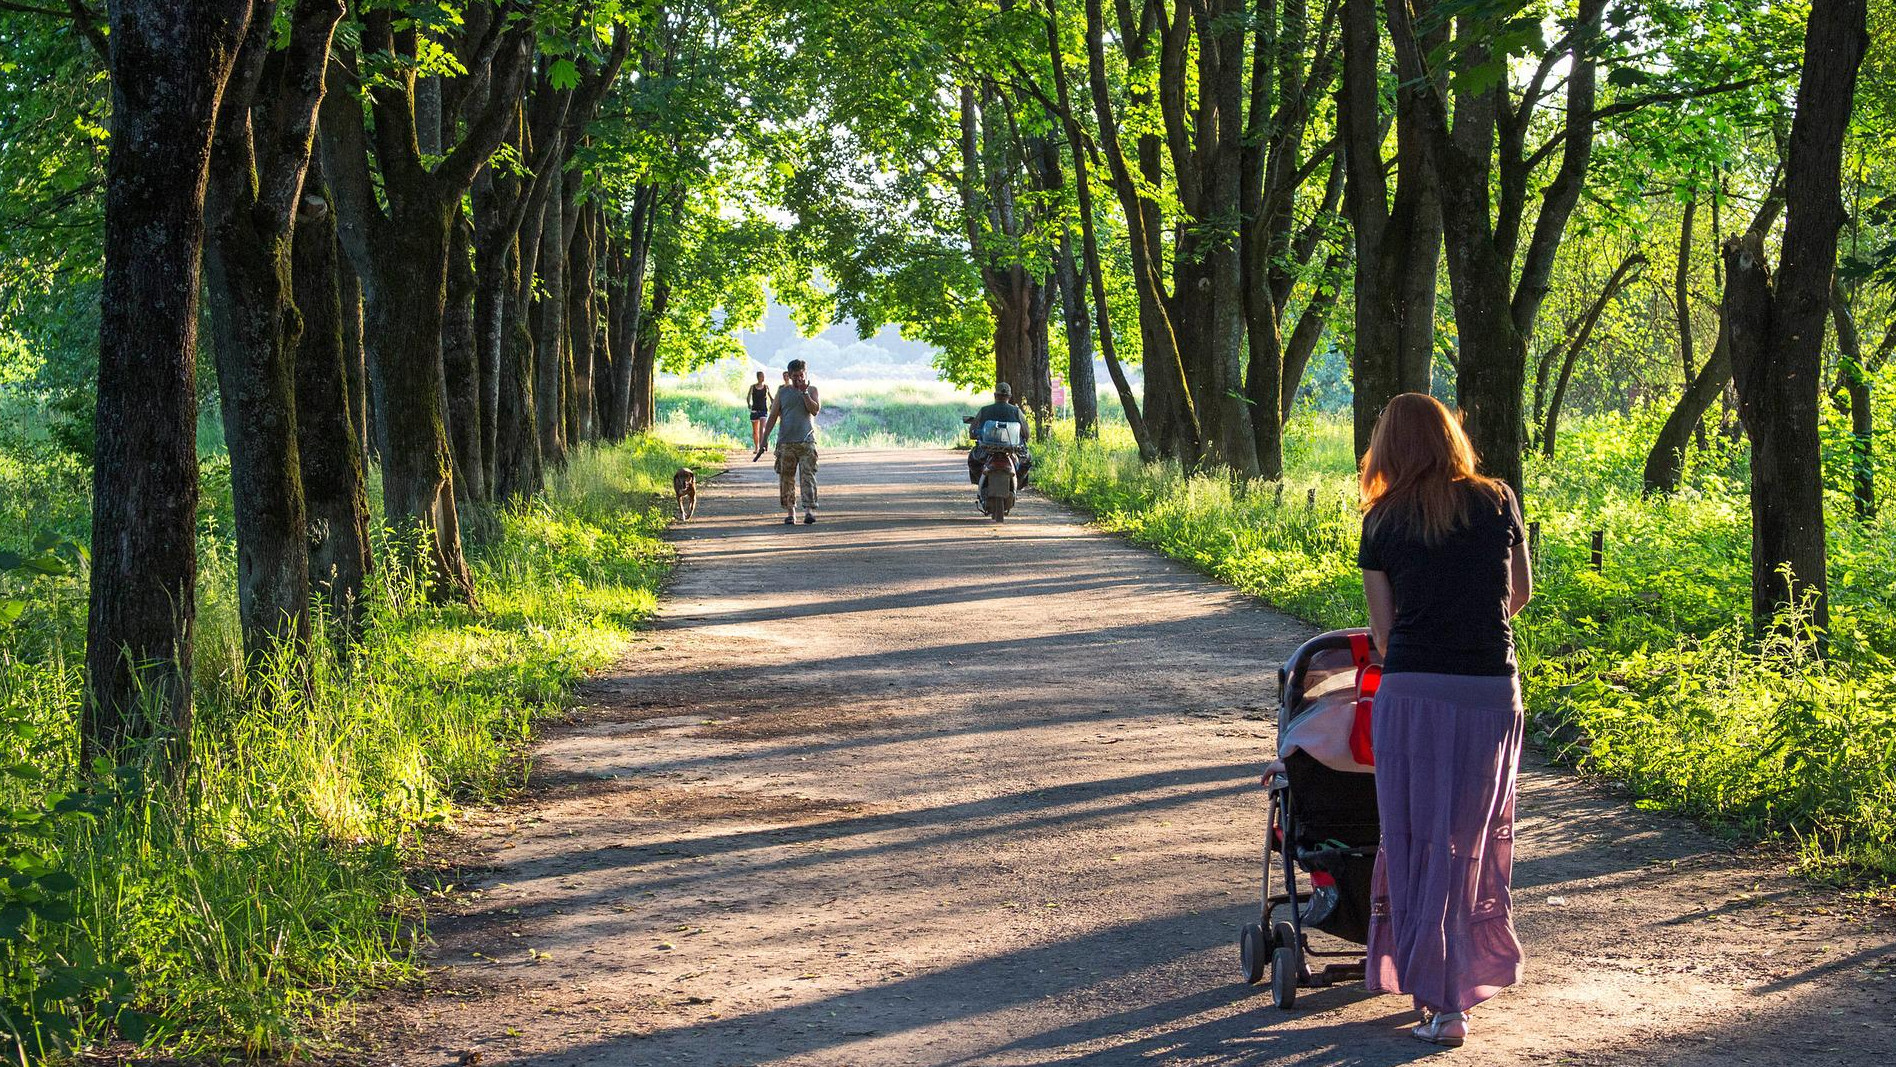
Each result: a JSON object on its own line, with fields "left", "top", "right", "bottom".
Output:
{"left": 968, "top": 382, "right": 1033, "bottom": 488}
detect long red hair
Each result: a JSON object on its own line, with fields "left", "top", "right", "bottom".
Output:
{"left": 1359, "top": 393, "right": 1505, "bottom": 545}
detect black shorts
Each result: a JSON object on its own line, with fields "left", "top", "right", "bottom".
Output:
{"left": 749, "top": 410, "right": 768, "bottom": 422}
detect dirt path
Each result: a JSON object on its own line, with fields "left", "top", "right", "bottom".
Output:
{"left": 356, "top": 449, "right": 1896, "bottom": 1066}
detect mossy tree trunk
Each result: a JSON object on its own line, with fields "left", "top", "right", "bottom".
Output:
{"left": 202, "top": 0, "right": 343, "bottom": 665}
{"left": 86, "top": 0, "right": 250, "bottom": 764}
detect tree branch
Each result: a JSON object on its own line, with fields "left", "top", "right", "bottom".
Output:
{"left": 256, "top": 0, "right": 345, "bottom": 230}
{"left": 436, "top": 19, "right": 536, "bottom": 192}
{"left": 1524, "top": 78, "right": 1765, "bottom": 173}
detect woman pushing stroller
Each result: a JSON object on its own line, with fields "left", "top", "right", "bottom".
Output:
{"left": 1357, "top": 393, "right": 1533, "bottom": 1047}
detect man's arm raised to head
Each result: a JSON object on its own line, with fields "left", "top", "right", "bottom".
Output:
{"left": 802, "top": 385, "right": 820, "bottom": 415}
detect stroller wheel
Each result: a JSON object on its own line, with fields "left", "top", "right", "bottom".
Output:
{"left": 1272, "top": 921, "right": 1298, "bottom": 957}
{"left": 1270, "top": 945, "right": 1298, "bottom": 1009}
{"left": 1239, "top": 923, "right": 1267, "bottom": 985}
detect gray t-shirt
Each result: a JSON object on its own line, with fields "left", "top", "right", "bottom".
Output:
{"left": 775, "top": 385, "right": 817, "bottom": 444}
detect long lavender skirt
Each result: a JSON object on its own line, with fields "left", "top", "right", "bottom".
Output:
{"left": 1365, "top": 671, "right": 1525, "bottom": 1013}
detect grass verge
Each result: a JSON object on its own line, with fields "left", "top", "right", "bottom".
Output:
{"left": 0, "top": 435, "right": 717, "bottom": 1060}
{"left": 1034, "top": 414, "right": 1896, "bottom": 883}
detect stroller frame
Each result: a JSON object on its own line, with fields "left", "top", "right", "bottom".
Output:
{"left": 1238, "top": 627, "right": 1379, "bottom": 1009}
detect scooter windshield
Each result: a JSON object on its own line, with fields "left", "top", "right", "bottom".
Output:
{"left": 976, "top": 420, "right": 1022, "bottom": 447}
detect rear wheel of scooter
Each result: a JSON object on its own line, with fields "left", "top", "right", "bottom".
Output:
{"left": 1239, "top": 923, "right": 1267, "bottom": 985}
{"left": 1271, "top": 945, "right": 1298, "bottom": 1008}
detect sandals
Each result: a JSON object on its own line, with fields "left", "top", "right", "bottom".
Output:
{"left": 1412, "top": 1010, "right": 1469, "bottom": 1048}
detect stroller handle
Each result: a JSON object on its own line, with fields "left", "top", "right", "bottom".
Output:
{"left": 1280, "top": 627, "right": 1377, "bottom": 715}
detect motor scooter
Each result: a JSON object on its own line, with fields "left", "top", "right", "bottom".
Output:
{"left": 963, "top": 416, "right": 1027, "bottom": 521}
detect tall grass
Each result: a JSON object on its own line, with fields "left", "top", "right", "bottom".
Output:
{"left": 0, "top": 435, "right": 713, "bottom": 1059}
{"left": 1035, "top": 408, "right": 1896, "bottom": 881}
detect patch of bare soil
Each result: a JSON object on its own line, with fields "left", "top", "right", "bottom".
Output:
{"left": 345, "top": 449, "right": 1896, "bottom": 1067}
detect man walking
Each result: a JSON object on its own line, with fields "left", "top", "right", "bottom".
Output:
{"left": 764, "top": 359, "right": 821, "bottom": 524}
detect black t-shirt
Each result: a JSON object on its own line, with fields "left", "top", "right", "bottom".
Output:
{"left": 747, "top": 383, "right": 770, "bottom": 414}
{"left": 1357, "top": 481, "right": 1525, "bottom": 677}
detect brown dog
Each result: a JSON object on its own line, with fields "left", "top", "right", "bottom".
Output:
{"left": 672, "top": 468, "right": 698, "bottom": 520}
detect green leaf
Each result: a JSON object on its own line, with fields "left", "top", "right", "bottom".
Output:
{"left": 20, "top": 553, "right": 69, "bottom": 576}
{"left": 1451, "top": 59, "right": 1507, "bottom": 96}
{"left": 0, "top": 600, "right": 22, "bottom": 626}
{"left": 549, "top": 58, "right": 581, "bottom": 91}
{"left": 36, "top": 871, "right": 78, "bottom": 893}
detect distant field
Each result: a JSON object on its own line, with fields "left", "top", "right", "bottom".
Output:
{"left": 659, "top": 381, "right": 987, "bottom": 448}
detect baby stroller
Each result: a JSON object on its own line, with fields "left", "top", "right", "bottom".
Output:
{"left": 1238, "top": 628, "right": 1382, "bottom": 1008}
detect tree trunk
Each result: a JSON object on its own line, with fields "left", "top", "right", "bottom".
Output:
{"left": 1643, "top": 320, "right": 1734, "bottom": 494}
{"left": 1723, "top": 0, "right": 1866, "bottom": 636}
{"left": 338, "top": 248, "right": 369, "bottom": 459}
{"left": 1831, "top": 286, "right": 1876, "bottom": 520}
{"left": 1541, "top": 252, "right": 1646, "bottom": 457}
{"left": 319, "top": 14, "right": 531, "bottom": 602}
{"left": 200, "top": 0, "right": 342, "bottom": 665}
{"left": 1387, "top": 0, "right": 1607, "bottom": 494}
{"left": 567, "top": 201, "right": 598, "bottom": 444}
{"left": 495, "top": 150, "right": 554, "bottom": 499}
{"left": 495, "top": 232, "right": 543, "bottom": 500}
{"left": 204, "top": 193, "right": 312, "bottom": 663}
{"left": 596, "top": 235, "right": 621, "bottom": 440}
{"left": 604, "top": 185, "right": 654, "bottom": 440}
{"left": 1045, "top": 0, "right": 1150, "bottom": 456}
{"left": 1340, "top": 0, "right": 1441, "bottom": 461}
{"left": 1054, "top": 232, "right": 1098, "bottom": 436}
{"left": 1084, "top": 0, "right": 1198, "bottom": 461}
{"left": 1644, "top": 189, "right": 1785, "bottom": 494}
{"left": 86, "top": 0, "right": 249, "bottom": 764}
{"left": 1674, "top": 197, "right": 1709, "bottom": 450}
{"left": 291, "top": 169, "right": 372, "bottom": 635}
{"left": 443, "top": 208, "right": 485, "bottom": 501}
{"left": 472, "top": 171, "right": 509, "bottom": 490}
{"left": 366, "top": 204, "right": 478, "bottom": 602}
{"left": 630, "top": 276, "right": 669, "bottom": 433}
{"left": 534, "top": 187, "right": 568, "bottom": 466}
{"left": 1280, "top": 252, "right": 1345, "bottom": 425}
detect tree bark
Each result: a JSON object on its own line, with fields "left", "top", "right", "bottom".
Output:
{"left": 1540, "top": 251, "right": 1646, "bottom": 457}
{"left": 320, "top": 14, "right": 531, "bottom": 601}
{"left": 568, "top": 200, "right": 598, "bottom": 444}
{"left": 1045, "top": 0, "right": 1150, "bottom": 456}
{"left": 1831, "top": 286, "right": 1875, "bottom": 520}
{"left": 201, "top": 0, "right": 342, "bottom": 665}
{"left": 1388, "top": 0, "right": 1607, "bottom": 494}
{"left": 85, "top": 0, "right": 249, "bottom": 764}
{"left": 1084, "top": 0, "right": 1199, "bottom": 460}
{"left": 1339, "top": 0, "right": 1441, "bottom": 461}
{"left": 534, "top": 184, "right": 568, "bottom": 466}
{"left": 630, "top": 275, "right": 669, "bottom": 432}
{"left": 1673, "top": 197, "right": 1709, "bottom": 450}
{"left": 337, "top": 244, "right": 369, "bottom": 459}
{"left": 495, "top": 230, "right": 543, "bottom": 500}
{"left": 1643, "top": 189, "right": 1784, "bottom": 494}
{"left": 444, "top": 208, "right": 485, "bottom": 501}
{"left": 604, "top": 184, "right": 655, "bottom": 440}
{"left": 1723, "top": 0, "right": 1866, "bottom": 636}
{"left": 291, "top": 163, "right": 372, "bottom": 636}
{"left": 1054, "top": 232, "right": 1098, "bottom": 436}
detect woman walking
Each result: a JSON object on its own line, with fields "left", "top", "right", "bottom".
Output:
{"left": 1356, "top": 393, "right": 1532, "bottom": 1048}
{"left": 747, "top": 370, "right": 772, "bottom": 460}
